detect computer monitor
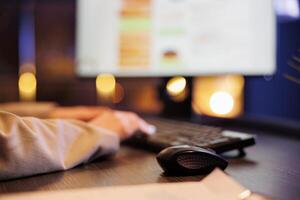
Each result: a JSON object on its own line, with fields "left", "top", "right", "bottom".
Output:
{"left": 76, "top": 0, "right": 276, "bottom": 77}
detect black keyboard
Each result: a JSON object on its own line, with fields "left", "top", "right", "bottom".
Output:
{"left": 125, "top": 117, "right": 256, "bottom": 154}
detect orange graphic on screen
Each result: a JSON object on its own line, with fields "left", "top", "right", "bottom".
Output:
{"left": 119, "top": 0, "right": 151, "bottom": 69}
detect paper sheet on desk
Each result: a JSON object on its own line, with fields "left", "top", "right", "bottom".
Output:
{"left": 0, "top": 169, "right": 268, "bottom": 200}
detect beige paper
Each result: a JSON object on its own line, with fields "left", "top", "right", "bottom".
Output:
{"left": 0, "top": 169, "right": 268, "bottom": 200}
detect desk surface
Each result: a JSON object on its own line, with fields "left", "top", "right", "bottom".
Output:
{"left": 0, "top": 131, "right": 299, "bottom": 200}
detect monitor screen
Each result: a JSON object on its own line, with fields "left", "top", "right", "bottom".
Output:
{"left": 76, "top": 0, "right": 276, "bottom": 77}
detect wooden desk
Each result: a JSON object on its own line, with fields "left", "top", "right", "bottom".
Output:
{"left": 0, "top": 132, "right": 299, "bottom": 200}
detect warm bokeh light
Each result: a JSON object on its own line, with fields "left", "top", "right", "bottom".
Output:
{"left": 166, "top": 77, "right": 188, "bottom": 102}
{"left": 192, "top": 75, "right": 244, "bottom": 118}
{"left": 128, "top": 84, "right": 163, "bottom": 114}
{"left": 166, "top": 76, "right": 186, "bottom": 95}
{"left": 112, "top": 83, "right": 125, "bottom": 104}
{"left": 209, "top": 91, "right": 234, "bottom": 115}
{"left": 18, "top": 72, "right": 37, "bottom": 101}
{"left": 96, "top": 74, "right": 116, "bottom": 101}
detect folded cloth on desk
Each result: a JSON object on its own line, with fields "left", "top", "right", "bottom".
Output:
{"left": 0, "top": 169, "right": 270, "bottom": 200}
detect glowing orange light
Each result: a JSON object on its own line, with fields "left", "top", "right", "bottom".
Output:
{"left": 192, "top": 75, "right": 244, "bottom": 118}
{"left": 209, "top": 91, "right": 234, "bottom": 115}
{"left": 96, "top": 74, "right": 116, "bottom": 103}
{"left": 18, "top": 72, "right": 37, "bottom": 101}
{"left": 166, "top": 76, "right": 188, "bottom": 102}
{"left": 166, "top": 76, "right": 186, "bottom": 96}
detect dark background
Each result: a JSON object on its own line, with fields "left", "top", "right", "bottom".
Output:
{"left": 0, "top": 0, "right": 300, "bottom": 126}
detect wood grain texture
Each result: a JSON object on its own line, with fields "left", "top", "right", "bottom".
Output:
{"left": 0, "top": 132, "right": 299, "bottom": 200}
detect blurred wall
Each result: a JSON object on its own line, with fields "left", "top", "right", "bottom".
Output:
{"left": 0, "top": 1, "right": 19, "bottom": 102}
{"left": 34, "top": 0, "right": 162, "bottom": 113}
{"left": 245, "top": 19, "right": 300, "bottom": 122}
{"left": 2, "top": 1, "right": 300, "bottom": 123}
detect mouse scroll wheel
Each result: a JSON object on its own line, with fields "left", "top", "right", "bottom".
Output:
{"left": 176, "top": 154, "right": 217, "bottom": 170}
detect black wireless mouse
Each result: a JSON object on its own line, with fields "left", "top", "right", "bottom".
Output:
{"left": 156, "top": 145, "right": 228, "bottom": 175}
